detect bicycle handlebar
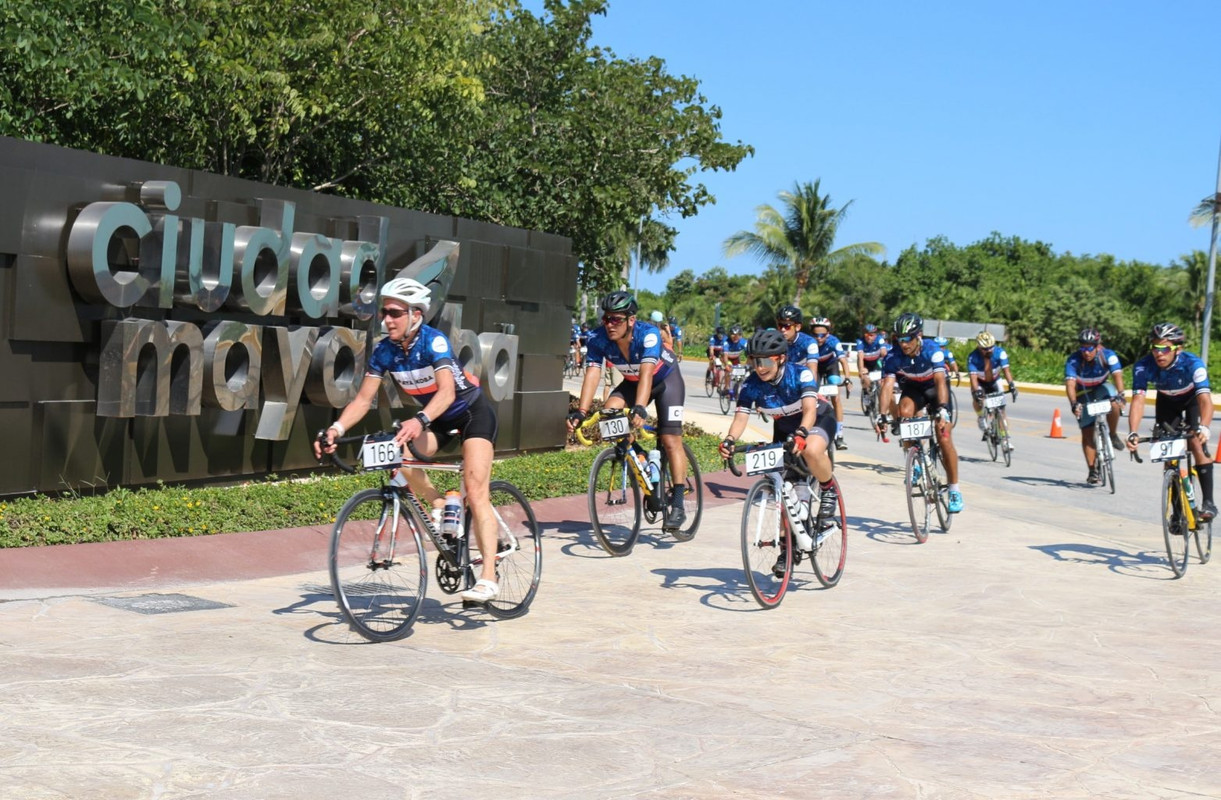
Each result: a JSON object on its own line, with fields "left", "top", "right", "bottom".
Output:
{"left": 315, "top": 421, "right": 438, "bottom": 474}
{"left": 722, "top": 439, "right": 802, "bottom": 477}
{"left": 1127, "top": 420, "right": 1210, "bottom": 464}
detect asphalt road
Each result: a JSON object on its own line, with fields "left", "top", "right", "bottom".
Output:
{"left": 567, "top": 358, "right": 1169, "bottom": 531}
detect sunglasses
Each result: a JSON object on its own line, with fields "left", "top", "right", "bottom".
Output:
{"left": 602, "top": 314, "right": 629, "bottom": 325}
{"left": 776, "top": 322, "right": 799, "bottom": 330}
{"left": 1151, "top": 344, "right": 1175, "bottom": 354}
{"left": 896, "top": 334, "right": 917, "bottom": 344}
{"left": 1080, "top": 344, "right": 1097, "bottom": 352}
{"left": 814, "top": 332, "right": 828, "bottom": 339}
{"left": 750, "top": 356, "right": 779, "bottom": 368}
{"left": 379, "top": 307, "right": 411, "bottom": 319}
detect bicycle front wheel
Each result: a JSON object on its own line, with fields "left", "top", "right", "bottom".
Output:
{"left": 1190, "top": 470, "right": 1212, "bottom": 564}
{"left": 663, "top": 442, "right": 704, "bottom": 542}
{"left": 589, "top": 447, "right": 642, "bottom": 556}
{"left": 905, "top": 447, "right": 930, "bottom": 543}
{"left": 476, "top": 481, "right": 542, "bottom": 619}
{"left": 999, "top": 417, "right": 1012, "bottom": 468}
{"left": 947, "top": 389, "right": 959, "bottom": 428}
{"left": 329, "top": 488, "right": 426, "bottom": 642}
{"left": 719, "top": 385, "right": 732, "bottom": 414}
{"left": 1096, "top": 424, "right": 1115, "bottom": 495}
{"left": 811, "top": 477, "right": 847, "bottom": 588}
{"left": 985, "top": 414, "right": 999, "bottom": 461}
{"left": 931, "top": 449, "right": 953, "bottom": 532}
{"left": 1162, "top": 469, "right": 1190, "bottom": 578}
{"left": 740, "top": 479, "right": 790, "bottom": 608}
{"left": 704, "top": 370, "right": 715, "bottom": 397}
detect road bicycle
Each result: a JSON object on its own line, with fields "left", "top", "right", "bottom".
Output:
{"left": 563, "top": 343, "right": 586, "bottom": 378}
{"left": 980, "top": 390, "right": 1014, "bottom": 467}
{"left": 887, "top": 415, "right": 952, "bottom": 543}
{"left": 719, "top": 362, "right": 748, "bottom": 415}
{"left": 859, "top": 369, "right": 890, "bottom": 442}
{"left": 572, "top": 407, "right": 656, "bottom": 448}
{"left": 1083, "top": 396, "right": 1119, "bottom": 494}
{"left": 318, "top": 425, "right": 542, "bottom": 641}
{"left": 726, "top": 440, "right": 847, "bottom": 608}
{"left": 705, "top": 358, "right": 726, "bottom": 397}
{"left": 585, "top": 408, "right": 703, "bottom": 555}
{"left": 1131, "top": 421, "right": 1213, "bottom": 578}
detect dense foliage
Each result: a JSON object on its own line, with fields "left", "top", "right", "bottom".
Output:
{"left": 0, "top": 0, "right": 751, "bottom": 290}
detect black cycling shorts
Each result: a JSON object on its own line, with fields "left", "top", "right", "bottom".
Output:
{"left": 772, "top": 398, "right": 836, "bottom": 444}
{"left": 1153, "top": 391, "right": 1202, "bottom": 431}
{"left": 899, "top": 382, "right": 945, "bottom": 415}
{"left": 610, "top": 366, "right": 686, "bottom": 435}
{"left": 432, "top": 392, "right": 498, "bottom": 449}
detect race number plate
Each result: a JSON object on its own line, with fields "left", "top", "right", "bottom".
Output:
{"left": 867, "top": 370, "right": 882, "bottom": 381}
{"left": 818, "top": 383, "right": 840, "bottom": 397}
{"left": 1150, "top": 438, "right": 1188, "bottom": 463}
{"left": 1084, "top": 399, "right": 1111, "bottom": 416}
{"left": 745, "top": 444, "right": 784, "bottom": 475}
{"left": 899, "top": 418, "right": 934, "bottom": 439}
{"left": 361, "top": 435, "right": 402, "bottom": 471}
{"left": 983, "top": 393, "right": 1006, "bottom": 409}
{"left": 731, "top": 365, "right": 747, "bottom": 379}
{"left": 598, "top": 414, "right": 631, "bottom": 441}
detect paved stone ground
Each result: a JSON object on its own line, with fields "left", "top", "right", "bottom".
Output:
{"left": 1, "top": 437, "right": 1219, "bottom": 799}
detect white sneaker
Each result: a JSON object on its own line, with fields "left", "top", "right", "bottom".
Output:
{"left": 460, "top": 579, "right": 499, "bottom": 604}
{"left": 977, "top": 415, "right": 988, "bottom": 432}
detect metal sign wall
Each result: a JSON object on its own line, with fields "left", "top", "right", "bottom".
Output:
{"left": 0, "top": 137, "right": 575, "bottom": 497}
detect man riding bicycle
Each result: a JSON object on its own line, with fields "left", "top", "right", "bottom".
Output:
{"left": 721, "top": 324, "right": 747, "bottom": 394}
{"left": 810, "top": 316, "right": 851, "bottom": 450}
{"left": 670, "top": 317, "right": 684, "bottom": 361}
{"left": 878, "top": 312, "right": 964, "bottom": 513}
{"left": 968, "top": 331, "right": 1017, "bottom": 451}
{"left": 1065, "top": 327, "right": 1127, "bottom": 486}
{"left": 567, "top": 291, "right": 689, "bottom": 528}
{"left": 706, "top": 326, "right": 727, "bottom": 384}
{"left": 718, "top": 329, "right": 839, "bottom": 574}
{"left": 932, "top": 336, "right": 959, "bottom": 382}
{"left": 775, "top": 304, "right": 819, "bottom": 368}
{"left": 313, "top": 277, "right": 504, "bottom": 605}
{"left": 1125, "top": 322, "right": 1217, "bottom": 521}
{"left": 856, "top": 323, "right": 889, "bottom": 393}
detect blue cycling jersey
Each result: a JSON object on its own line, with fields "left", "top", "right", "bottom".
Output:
{"left": 881, "top": 339, "right": 947, "bottom": 388}
{"left": 735, "top": 362, "right": 819, "bottom": 420}
{"left": 814, "top": 333, "right": 846, "bottom": 365}
{"left": 940, "top": 346, "right": 957, "bottom": 366}
{"left": 365, "top": 324, "right": 482, "bottom": 422}
{"left": 1132, "top": 350, "right": 1210, "bottom": 398}
{"left": 856, "top": 336, "right": 888, "bottom": 364}
{"left": 708, "top": 334, "right": 727, "bottom": 350}
{"left": 671, "top": 324, "right": 683, "bottom": 340}
{"left": 1065, "top": 348, "right": 1122, "bottom": 390}
{"left": 786, "top": 331, "right": 820, "bottom": 367}
{"left": 967, "top": 345, "right": 1010, "bottom": 377}
{"left": 725, "top": 336, "right": 747, "bottom": 355}
{"left": 585, "top": 321, "right": 675, "bottom": 381}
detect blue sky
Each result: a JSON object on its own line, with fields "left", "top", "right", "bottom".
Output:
{"left": 565, "top": 1, "right": 1221, "bottom": 294}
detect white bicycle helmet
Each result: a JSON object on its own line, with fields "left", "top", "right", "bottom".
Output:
{"left": 380, "top": 277, "right": 431, "bottom": 310}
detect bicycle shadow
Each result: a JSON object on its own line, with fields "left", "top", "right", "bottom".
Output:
{"left": 853, "top": 515, "right": 927, "bottom": 544}
{"left": 649, "top": 565, "right": 824, "bottom": 611}
{"left": 1027, "top": 542, "right": 1174, "bottom": 580}
{"left": 1005, "top": 475, "right": 1085, "bottom": 491}
{"left": 837, "top": 459, "right": 903, "bottom": 478}
{"left": 704, "top": 479, "right": 750, "bottom": 501}
{"left": 278, "top": 583, "right": 495, "bottom": 645}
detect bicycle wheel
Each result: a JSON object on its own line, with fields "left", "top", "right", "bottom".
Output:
{"left": 947, "top": 389, "right": 959, "bottom": 428}
{"left": 859, "top": 385, "right": 871, "bottom": 416}
{"left": 985, "top": 414, "right": 999, "bottom": 461}
{"left": 329, "top": 488, "right": 427, "bottom": 642}
{"left": 930, "top": 448, "right": 953, "bottom": 531}
{"left": 589, "top": 447, "right": 642, "bottom": 556}
{"left": 1189, "top": 470, "right": 1212, "bottom": 564}
{"left": 1095, "top": 423, "right": 1115, "bottom": 495}
{"left": 999, "top": 417, "right": 1012, "bottom": 468}
{"left": 704, "top": 369, "right": 715, "bottom": 397}
{"left": 904, "top": 446, "right": 930, "bottom": 543}
{"left": 663, "top": 441, "right": 704, "bottom": 542}
{"left": 718, "top": 385, "right": 732, "bottom": 414}
{"left": 475, "top": 481, "right": 542, "bottom": 619}
{"left": 1162, "top": 469, "right": 1190, "bottom": 578}
{"left": 811, "top": 477, "right": 847, "bottom": 588}
{"left": 740, "top": 479, "right": 790, "bottom": 608}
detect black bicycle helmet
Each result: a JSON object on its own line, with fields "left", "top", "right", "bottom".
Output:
{"left": 599, "top": 290, "right": 638, "bottom": 316}
{"left": 729, "top": 324, "right": 743, "bottom": 335}
{"left": 668, "top": 316, "right": 678, "bottom": 326}
{"left": 1078, "top": 327, "right": 1101, "bottom": 346}
{"left": 1150, "top": 322, "right": 1185, "bottom": 344}
{"left": 747, "top": 329, "right": 789, "bottom": 357}
{"left": 775, "top": 304, "right": 803, "bottom": 323}
{"left": 893, "top": 312, "right": 924, "bottom": 337}
{"left": 715, "top": 325, "right": 725, "bottom": 335}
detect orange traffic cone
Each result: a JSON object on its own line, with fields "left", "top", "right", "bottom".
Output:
{"left": 1048, "top": 408, "right": 1065, "bottom": 439}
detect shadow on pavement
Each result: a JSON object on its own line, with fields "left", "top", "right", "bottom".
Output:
{"left": 1028, "top": 542, "right": 1174, "bottom": 580}
{"left": 852, "top": 515, "right": 923, "bottom": 544}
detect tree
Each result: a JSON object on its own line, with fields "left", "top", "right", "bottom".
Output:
{"left": 722, "top": 179, "right": 883, "bottom": 307}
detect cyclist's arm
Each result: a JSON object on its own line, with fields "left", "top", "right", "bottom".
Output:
{"left": 315, "top": 373, "right": 382, "bottom": 456}
{"left": 934, "top": 369, "right": 949, "bottom": 409}
{"left": 632, "top": 361, "right": 657, "bottom": 424}
{"left": 879, "top": 375, "right": 897, "bottom": 416}
{"left": 1197, "top": 390, "right": 1214, "bottom": 439}
{"left": 1126, "top": 391, "right": 1146, "bottom": 443}
{"left": 1064, "top": 378, "right": 1079, "bottom": 410}
{"left": 1111, "top": 368, "right": 1126, "bottom": 399}
{"left": 395, "top": 367, "right": 457, "bottom": 445}
{"left": 572, "top": 361, "right": 603, "bottom": 419}
{"left": 799, "top": 395, "right": 817, "bottom": 431}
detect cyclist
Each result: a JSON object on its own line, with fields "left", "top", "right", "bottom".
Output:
{"left": 775, "top": 304, "right": 819, "bottom": 369}
{"left": 1065, "top": 327, "right": 1127, "bottom": 485}
{"left": 313, "top": 277, "right": 504, "bottom": 605}
{"left": 718, "top": 329, "right": 839, "bottom": 574}
{"left": 1125, "top": 322, "right": 1217, "bottom": 520}
{"left": 721, "top": 324, "right": 747, "bottom": 395}
{"left": 968, "top": 331, "right": 1017, "bottom": 450}
{"left": 650, "top": 310, "right": 674, "bottom": 351}
{"left": 856, "top": 323, "right": 888, "bottom": 390}
{"left": 810, "top": 316, "right": 851, "bottom": 450}
{"left": 670, "top": 317, "right": 684, "bottom": 362}
{"left": 878, "top": 312, "right": 964, "bottom": 513}
{"left": 567, "top": 291, "right": 689, "bottom": 528}
{"left": 706, "top": 325, "right": 727, "bottom": 385}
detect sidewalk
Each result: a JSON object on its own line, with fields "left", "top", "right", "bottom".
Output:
{"left": 2, "top": 446, "right": 1218, "bottom": 799}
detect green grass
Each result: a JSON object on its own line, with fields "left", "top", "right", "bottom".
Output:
{"left": 0, "top": 435, "right": 728, "bottom": 549}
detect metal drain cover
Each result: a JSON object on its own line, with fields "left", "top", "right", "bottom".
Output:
{"left": 93, "top": 593, "right": 234, "bottom": 615}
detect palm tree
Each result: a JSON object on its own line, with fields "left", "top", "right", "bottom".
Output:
{"left": 722, "top": 179, "right": 884, "bottom": 308}
{"left": 608, "top": 216, "right": 673, "bottom": 291}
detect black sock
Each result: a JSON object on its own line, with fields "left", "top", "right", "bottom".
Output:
{"left": 1198, "top": 463, "right": 1214, "bottom": 504}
